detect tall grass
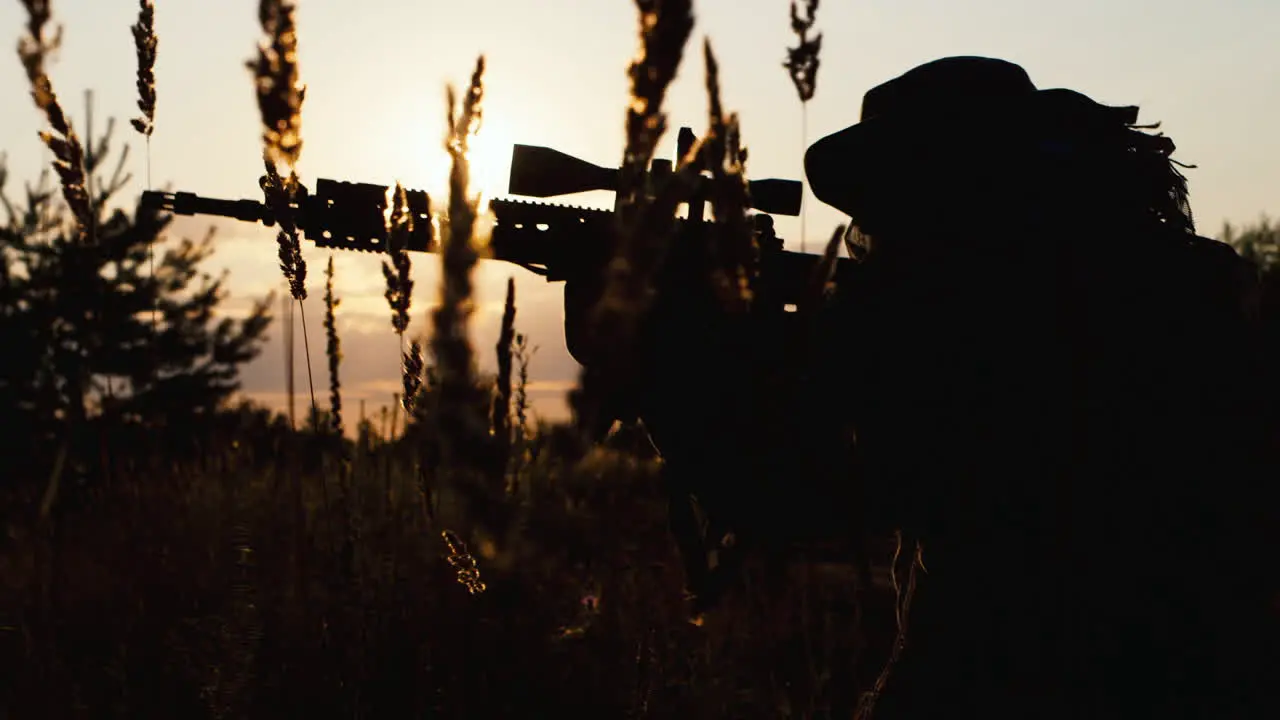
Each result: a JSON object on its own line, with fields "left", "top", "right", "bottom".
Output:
{"left": 323, "top": 255, "right": 343, "bottom": 436}
{"left": 785, "top": 0, "right": 822, "bottom": 252}
{"left": 382, "top": 182, "right": 419, "bottom": 414}
{"left": 250, "top": 0, "right": 313, "bottom": 435}
{"left": 17, "top": 0, "right": 91, "bottom": 244}
{"left": 251, "top": 0, "right": 307, "bottom": 301}
{"left": 785, "top": 0, "right": 822, "bottom": 104}
{"left": 570, "top": 0, "right": 695, "bottom": 440}
{"left": 5, "top": 416, "right": 901, "bottom": 717}
{"left": 701, "top": 39, "right": 754, "bottom": 313}
{"left": 432, "top": 56, "right": 489, "bottom": 464}
{"left": 492, "top": 277, "right": 517, "bottom": 462}
{"left": 129, "top": 0, "right": 157, "bottom": 140}
{"left": 130, "top": 0, "right": 159, "bottom": 329}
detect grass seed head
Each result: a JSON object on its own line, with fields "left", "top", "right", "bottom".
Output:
{"left": 260, "top": 154, "right": 306, "bottom": 299}
{"left": 491, "top": 277, "right": 517, "bottom": 446}
{"left": 17, "top": 0, "right": 92, "bottom": 243}
{"left": 383, "top": 182, "right": 414, "bottom": 335}
{"left": 431, "top": 55, "right": 491, "bottom": 461}
{"left": 248, "top": 0, "right": 305, "bottom": 168}
{"left": 130, "top": 0, "right": 157, "bottom": 137}
{"left": 323, "top": 255, "right": 343, "bottom": 436}
{"left": 785, "top": 0, "right": 822, "bottom": 103}
{"left": 402, "top": 341, "right": 424, "bottom": 413}
{"left": 442, "top": 529, "right": 486, "bottom": 595}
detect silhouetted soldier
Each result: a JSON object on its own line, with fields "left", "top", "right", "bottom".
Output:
{"left": 564, "top": 54, "right": 1277, "bottom": 715}
{"left": 800, "top": 56, "right": 1278, "bottom": 718}
{"left": 565, "top": 206, "right": 861, "bottom": 617}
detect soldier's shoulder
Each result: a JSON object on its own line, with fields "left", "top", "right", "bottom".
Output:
{"left": 1145, "top": 226, "right": 1252, "bottom": 277}
{"left": 1163, "top": 229, "right": 1262, "bottom": 319}
{"left": 1182, "top": 231, "right": 1256, "bottom": 282}
{"left": 1185, "top": 231, "right": 1246, "bottom": 259}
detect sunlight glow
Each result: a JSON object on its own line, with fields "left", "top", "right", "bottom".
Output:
{"left": 402, "top": 112, "right": 516, "bottom": 227}
{"left": 467, "top": 116, "right": 517, "bottom": 208}
{"left": 453, "top": 114, "right": 516, "bottom": 252}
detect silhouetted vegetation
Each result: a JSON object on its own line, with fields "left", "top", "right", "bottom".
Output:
{"left": 0, "top": 108, "right": 271, "bottom": 491}
{"left": 1, "top": 1, "right": 1276, "bottom": 718}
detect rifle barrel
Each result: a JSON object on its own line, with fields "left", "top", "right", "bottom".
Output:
{"left": 142, "top": 190, "right": 276, "bottom": 226}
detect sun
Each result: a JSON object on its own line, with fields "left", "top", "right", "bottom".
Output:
{"left": 421, "top": 114, "right": 519, "bottom": 251}
{"left": 465, "top": 115, "right": 517, "bottom": 206}
{"left": 405, "top": 113, "right": 518, "bottom": 217}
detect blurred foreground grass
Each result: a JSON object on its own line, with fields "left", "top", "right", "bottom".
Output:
{"left": 0, "top": 410, "right": 895, "bottom": 719}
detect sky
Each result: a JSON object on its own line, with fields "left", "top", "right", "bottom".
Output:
{"left": 1, "top": 0, "right": 1278, "bottom": 425}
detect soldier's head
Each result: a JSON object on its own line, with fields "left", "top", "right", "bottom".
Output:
{"left": 804, "top": 56, "right": 1195, "bottom": 253}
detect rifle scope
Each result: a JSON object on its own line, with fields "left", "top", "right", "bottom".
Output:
{"left": 507, "top": 131, "right": 804, "bottom": 217}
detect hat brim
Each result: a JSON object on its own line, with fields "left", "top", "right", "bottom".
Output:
{"left": 803, "top": 118, "right": 896, "bottom": 220}
{"left": 804, "top": 88, "right": 1137, "bottom": 219}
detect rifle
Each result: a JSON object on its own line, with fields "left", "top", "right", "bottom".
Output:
{"left": 139, "top": 127, "right": 850, "bottom": 317}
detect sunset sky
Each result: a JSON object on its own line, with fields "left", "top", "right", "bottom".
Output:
{"left": 1, "top": 0, "right": 1277, "bottom": 424}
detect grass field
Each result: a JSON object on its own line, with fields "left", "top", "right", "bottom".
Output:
{"left": 0, "top": 405, "right": 912, "bottom": 718}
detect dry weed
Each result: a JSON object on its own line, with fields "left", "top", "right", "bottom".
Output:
{"left": 570, "top": 0, "right": 695, "bottom": 439}
{"left": 248, "top": 0, "right": 304, "bottom": 168}
{"left": 259, "top": 157, "right": 306, "bottom": 300}
{"left": 701, "top": 39, "right": 755, "bottom": 313}
{"left": 784, "top": 0, "right": 822, "bottom": 103}
{"left": 16, "top": 0, "right": 92, "bottom": 243}
{"left": 442, "top": 529, "right": 486, "bottom": 595}
{"left": 323, "top": 255, "right": 343, "bottom": 436}
{"left": 129, "top": 0, "right": 157, "bottom": 138}
{"left": 402, "top": 341, "right": 423, "bottom": 413}
{"left": 250, "top": 0, "right": 308, "bottom": 301}
{"left": 383, "top": 182, "right": 414, "bottom": 336}
{"left": 785, "top": 0, "right": 822, "bottom": 250}
{"left": 431, "top": 56, "right": 490, "bottom": 457}
{"left": 854, "top": 532, "right": 925, "bottom": 720}
{"left": 492, "top": 277, "right": 517, "bottom": 450}
{"left": 382, "top": 182, "right": 420, "bottom": 411}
